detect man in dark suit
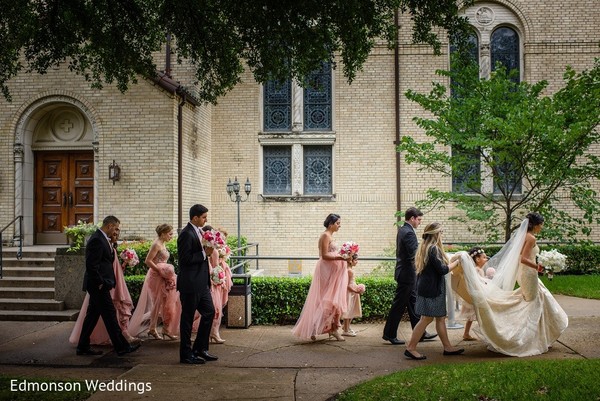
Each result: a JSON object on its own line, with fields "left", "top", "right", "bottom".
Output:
{"left": 77, "top": 215, "right": 140, "bottom": 356}
{"left": 382, "top": 207, "right": 437, "bottom": 345}
{"left": 177, "top": 204, "right": 217, "bottom": 364}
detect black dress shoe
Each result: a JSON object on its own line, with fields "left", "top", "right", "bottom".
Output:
{"left": 443, "top": 348, "right": 465, "bottom": 356}
{"left": 180, "top": 355, "right": 206, "bottom": 364}
{"left": 420, "top": 332, "right": 438, "bottom": 342}
{"left": 195, "top": 350, "right": 218, "bottom": 361}
{"left": 382, "top": 335, "right": 405, "bottom": 345}
{"left": 76, "top": 348, "right": 103, "bottom": 356}
{"left": 117, "top": 343, "right": 141, "bottom": 356}
{"left": 404, "top": 350, "right": 427, "bottom": 360}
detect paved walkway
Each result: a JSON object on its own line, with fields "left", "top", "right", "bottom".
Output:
{"left": 1, "top": 295, "right": 599, "bottom": 400}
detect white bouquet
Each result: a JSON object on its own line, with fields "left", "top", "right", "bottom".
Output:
{"left": 537, "top": 249, "right": 567, "bottom": 280}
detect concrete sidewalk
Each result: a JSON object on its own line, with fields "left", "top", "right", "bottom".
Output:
{"left": 1, "top": 295, "right": 599, "bottom": 400}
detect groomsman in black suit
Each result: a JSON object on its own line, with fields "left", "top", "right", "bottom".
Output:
{"left": 77, "top": 215, "right": 140, "bottom": 356}
{"left": 177, "top": 204, "right": 217, "bottom": 364}
{"left": 382, "top": 207, "right": 438, "bottom": 345}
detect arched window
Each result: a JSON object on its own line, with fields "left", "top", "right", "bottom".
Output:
{"left": 491, "top": 27, "right": 520, "bottom": 82}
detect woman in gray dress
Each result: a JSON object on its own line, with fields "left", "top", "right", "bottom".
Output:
{"left": 404, "top": 222, "right": 462, "bottom": 360}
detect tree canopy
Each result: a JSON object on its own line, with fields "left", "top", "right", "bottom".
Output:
{"left": 398, "top": 56, "right": 600, "bottom": 242}
{"left": 0, "top": 0, "right": 472, "bottom": 103}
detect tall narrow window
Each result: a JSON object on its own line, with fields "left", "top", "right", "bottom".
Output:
{"left": 263, "top": 146, "right": 292, "bottom": 194}
{"left": 304, "top": 146, "right": 332, "bottom": 195}
{"left": 303, "top": 62, "right": 332, "bottom": 131}
{"left": 452, "top": 146, "right": 481, "bottom": 193}
{"left": 491, "top": 27, "right": 520, "bottom": 82}
{"left": 264, "top": 80, "right": 292, "bottom": 131}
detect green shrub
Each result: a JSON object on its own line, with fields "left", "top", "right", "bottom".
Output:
{"left": 250, "top": 276, "right": 396, "bottom": 325}
{"left": 64, "top": 221, "right": 100, "bottom": 252}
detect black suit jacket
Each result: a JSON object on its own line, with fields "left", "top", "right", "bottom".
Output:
{"left": 82, "top": 229, "right": 116, "bottom": 291}
{"left": 416, "top": 247, "right": 450, "bottom": 298}
{"left": 394, "top": 222, "right": 419, "bottom": 284}
{"left": 177, "top": 222, "right": 210, "bottom": 294}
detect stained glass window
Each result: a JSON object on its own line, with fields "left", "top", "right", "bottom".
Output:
{"left": 263, "top": 146, "right": 292, "bottom": 194}
{"left": 452, "top": 146, "right": 481, "bottom": 193}
{"left": 264, "top": 80, "right": 292, "bottom": 131}
{"left": 303, "top": 62, "right": 332, "bottom": 131}
{"left": 491, "top": 27, "right": 520, "bottom": 83}
{"left": 304, "top": 146, "right": 332, "bottom": 194}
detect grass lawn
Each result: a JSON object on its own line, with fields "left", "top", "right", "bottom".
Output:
{"left": 541, "top": 274, "right": 600, "bottom": 299}
{"left": 337, "top": 359, "right": 600, "bottom": 401}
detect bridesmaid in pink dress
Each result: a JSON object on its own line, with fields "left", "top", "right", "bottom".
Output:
{"left": 209, "top": 228, "right": 233, "bottom": 343}
{"left": 69, "top": 227, "right": 136, "bottom": 345}
{"left": 128, "top": 224, "right": 181, "bottom": 340}
{"left": 292, "top": 214, "right": 349, "bottom": 341}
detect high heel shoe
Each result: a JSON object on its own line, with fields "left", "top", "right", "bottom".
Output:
{"left": 162, "top": 331, "right": 179, "bottom": 341}
{"left": 210, "top": 335, "right": 225, "bottom": 344}
{"left": 148, "top": 329, "right": 162, "bottom": 340}
{"left": 329, "top": 331, "right": 345, "bottom": 341}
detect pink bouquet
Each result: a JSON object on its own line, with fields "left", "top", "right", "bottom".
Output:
{"left": 218, "top": 244, "right": 231, "bottom": 261}
{"left": 340, "top": 241, "right": 360, "bottom": 260}
{"left": 120, "top": 248, "right": 139, "bottom": 268}
{"left": 211, "top": 265, "right": 225, "bottom": 285}
{"left": 201, "top": 229, "right": 226, "bottom": 249}
{"left": 485, "top": 267, "right": 496, "bottom": 279}
{"left": 357, "top": 283, "right": 366, "bottom": 294}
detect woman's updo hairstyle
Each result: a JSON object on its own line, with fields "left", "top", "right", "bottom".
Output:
{"left": 323, "top": 213, "right": 341, "bottom": 228}
{"left": 156, "top": 224, "right": 173, "bottom": 236}
{"left": 526, "top": 212, "right": 544, "bottom": 231}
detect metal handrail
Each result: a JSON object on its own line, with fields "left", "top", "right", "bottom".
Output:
{"left": 0, "top": 215, "right": 24, "bottom": 279}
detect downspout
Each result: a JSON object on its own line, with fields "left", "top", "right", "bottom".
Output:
{"left": 178, "top": 93, "right": 186, "bottom": 231}
{"left": 394, "top": 9, "right": 402, "bottom": 221}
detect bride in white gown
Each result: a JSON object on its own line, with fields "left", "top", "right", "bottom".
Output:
{"left": 452, "top": 213, "right": 568, "bottom": 357}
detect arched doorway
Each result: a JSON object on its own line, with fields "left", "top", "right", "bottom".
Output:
{"left": 14, "top": 96, "right": 98, "bottom": 245}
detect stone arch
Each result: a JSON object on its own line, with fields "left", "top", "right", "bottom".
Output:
{"left": 12, "top": 92, "right": 102, "bottom": 244}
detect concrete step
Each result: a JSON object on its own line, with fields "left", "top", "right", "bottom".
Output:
{"left": 1, "top": 250, "right": 57, "bottom": 259}
{"left": 0, "top": 298, "right": 65, "bottom": 311}
{"left": 0, "top": 309, "right": 79, "bottom": 321}
{"left": 0, "top": 287, "right": 55, "bottom": 299}
{"left": 0, "top": 267, "right": 55, "bottom": 278}
{"left": 1, "top": 257, "right": 56, "bottom": 268}
{"left": 0, "top": 277, "right": 54, "bottom": 288}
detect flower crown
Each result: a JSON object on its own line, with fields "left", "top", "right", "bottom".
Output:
{"left": 469, "top": 248, "right": 485, "bottom": 258}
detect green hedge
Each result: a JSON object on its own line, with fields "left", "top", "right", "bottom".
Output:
{"left": 123, "top": 275, "right": 396, "bottom": 325}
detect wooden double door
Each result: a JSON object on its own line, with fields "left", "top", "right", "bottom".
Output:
{"left": 35, "top": 151, "right": 94, "bottom": 244}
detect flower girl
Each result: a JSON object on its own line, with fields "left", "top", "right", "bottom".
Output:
{"left": 341, "top": 256, "right": 365, "bottom": 337}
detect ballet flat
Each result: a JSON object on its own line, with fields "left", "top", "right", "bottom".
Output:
{"left": 443, "top": 348, "right": 465, "bottom": 356}
{"left": 404, "top": 350, "right": 426, "bottom": 360}
{"left": 210, "top": 335, "right": 225, "bottom": 344}
{"left": 329, "top": 331, "right": 345, "bottom": 341}
{"left": 162, "top": 331, "right": 179, "bottom": 341}
{"left": 342, "top": 330, "right": 357, "bottom": 337}
{"left": 148, "top": 329, "right": 162, "bottom": 340}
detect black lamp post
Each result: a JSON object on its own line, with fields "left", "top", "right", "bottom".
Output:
{"left": 227, "top": 177, "right": 251, "bottom": 266}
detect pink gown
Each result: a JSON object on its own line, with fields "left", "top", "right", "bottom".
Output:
{"left": 292, "top": 242, "right": 349, "bottom": 339}
{"left": 192, "top": 248, "right": 232, "bottom": 332}
{"left": 128, "top": 248, "right": 181, "bottom": 337}
{"left": 69, "top": 248, "right": 133, "bottom": 345}
{"left": 342, "top": 268, "right": 362, "bottom": 320}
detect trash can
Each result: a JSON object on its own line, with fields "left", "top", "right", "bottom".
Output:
{"left": 227, "top": 274, "right": 252, "bottom": 328}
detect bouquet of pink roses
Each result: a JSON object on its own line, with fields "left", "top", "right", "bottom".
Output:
{"left": 201, "top": 229, "right": 226, "bottom": 249}
{"left": 211, "top": 265, "right": 226, "bottom": 285}
{"left": 119, "top": 248, "right": 139, "bottom": 268}
{"left": 340, "top": 241, "right": 360, "bottom": 260}
{"left": 356, "top": 283, "right": 366, "bottom": 294}
{"left": 218, "top": 244, "right": 231, "bottom": 261}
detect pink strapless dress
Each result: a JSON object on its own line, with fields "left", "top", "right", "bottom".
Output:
{"left": 292, "top": 243, "right": 349, "bottom": 339}
{"left": 128, "top": 248, "right": 181, "bottom": 336}
{"left": 69, "top": 249, "right": 133, "bottom": 345}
